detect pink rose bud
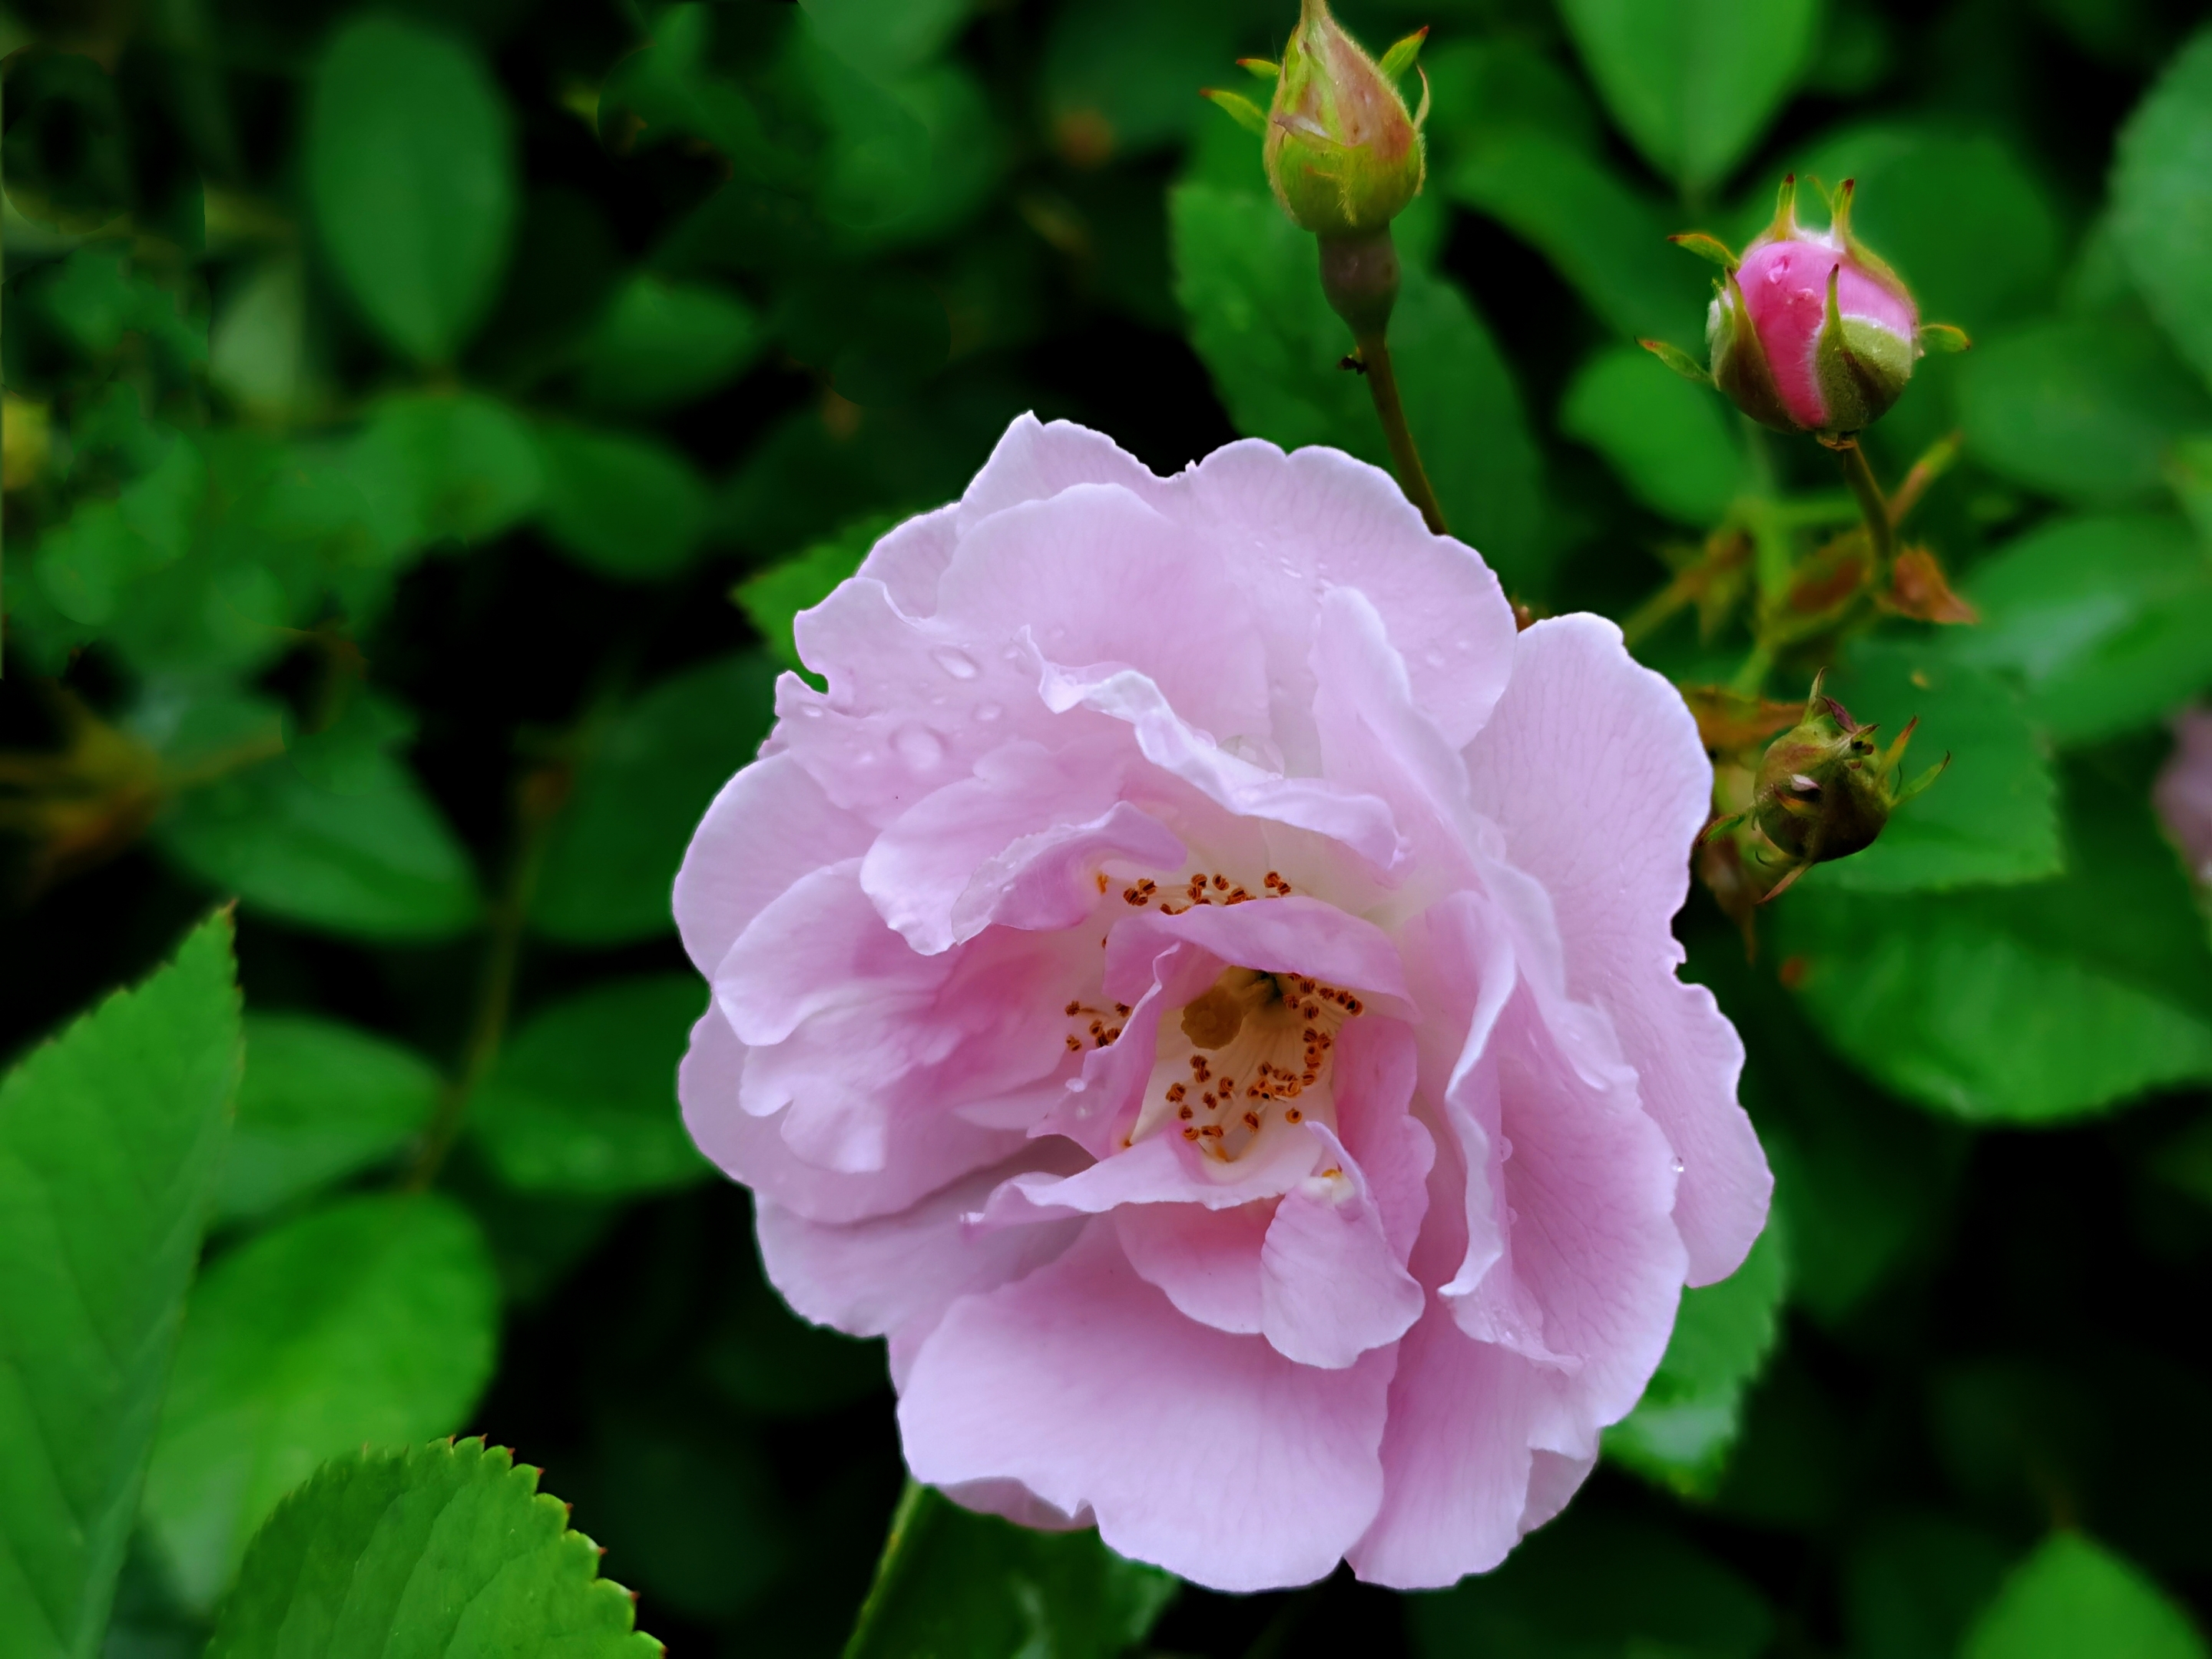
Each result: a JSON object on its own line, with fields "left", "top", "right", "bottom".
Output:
{"left": 2156, "top": 707, "right": 2212, "bottom": 888}
{"left": 676, "top": 415, "right": 1771, "bottom": 1591}
{"left": 1647, "top": 177, "right": 1969, "bottom": 438}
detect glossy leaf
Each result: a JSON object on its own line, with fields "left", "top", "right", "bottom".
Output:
{"left": 1409, "top": 1507, "right": 1773, "bottom": 1658}
{"left": 1952, "top": 514, "right": 2212, "bottom": 744}
{"left": 218, "top": 1015, "right": 441, "bottom": 1224}
{"left": 1170, "top": 181, "right": 1547, "bottom": 594}
{"left": 1805, "top": 637, "right": 2062, "bottom": 894}
{"left": 206, "top": 1438, "right": 659, "bottom": 1658}
{"left": 537, "top": 423, "right": 710, "bottom": 579}
{"left": 1561, "top": 344, "right": 1749, "bottom": 524}
{"left": 844, "top": 1482, "right": 1177, "bottom": 1659}
{"left": 1445, "top": 131, "right": 1710, "bottom": 343}
{"left": 1963, "top": 1534, "right": 2207, "bottom": 1659}
{"left": 533, "top": 652, "right": 780, "bottom": 944}
{"left": 1957, "top": 316, "right": 2212, "bottom": 505}
{"left": 305, "top": 16, "right": 517, "bottom": 364}
{"left": 1605, "top": 1215, "right": 1787, "bottom": 1496}
{"left": 141, "top": 1192, "right": 500, "bottom": 1609}
{"left": 1557, "top": 0, "right": 1823, "bottom": 195}
{"left": 158, "top": 705, "right": 482, "bottom": 942}
{"left": 577, "top": 274, "right": 764, "bottom": 413}
{"left": 1778, "top": 756, "right": 2212, "bottom": 1121}
{"left": 469, "top": 976, "right": 710, "bottom": 1197}
{"left": 2111, "top": 27, "right": 2212, "bottom": 392}
{"left": 0, "top": 916, "right": 240, "bottom": 1659}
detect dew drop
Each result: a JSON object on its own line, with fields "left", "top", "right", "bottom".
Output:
{"left": 1671, "top": 1155, "right": 1686, "bottom": 1175}
{"left": 972, "top": 701, "right": 1003, "bottom": 723}
{"left": 932, "top": 645, "right": 981, "bottom": 680}
{"left": 796, "top": 704, "right": 825, "bottom": 719}
{"left": 892, "top": 724, "right": 945, "bottom": 772}
{"left": 1497, "top": 1136, "right": 1513, "bottom": 1162}
{"left": 1423, "top": 647, "right": 1447, "bottom": 669}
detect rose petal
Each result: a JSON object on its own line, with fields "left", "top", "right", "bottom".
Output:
{"left": 899, "top": 1222, "right": 1395, "bottom": 1591}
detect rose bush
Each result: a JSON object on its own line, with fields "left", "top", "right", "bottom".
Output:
{"left": 675, "top": 416, "right": 1770, "bottom": 1591}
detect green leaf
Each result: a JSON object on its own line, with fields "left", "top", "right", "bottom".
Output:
{"left": 733, "top": 515, "right": 893, "bottom": 681}
{"left": 1777, "top": 753, "right": 2212, "bottom": 1122}
{"left": 0, "top": 915, "right": 240, "bottom": 1659}
{"left": 1604, "top": 1214, "right": 1787, "bottom": 1497}
{"left": 800, "top": 38, "right": 1002, "bottom": 251}
{"left": 206, "top": 1438, "right": 659, "bottom": 1658}
{"left": 469, "top": 977, "right": 710, "bottom": 1197}
{"left": 801, "top": 0, "right": 975, "bottom": 82}
{"left": 1845, "top": 1513, "right": 2014, "bottom": 1659}
{"left": 1763, "top": 123, "right": 2061, "bottom": 332}
{"left": 344, "top": 391, "right": 545, "bottom": 551}
{"left": 158, "top": 701, "right": 482, "bottom": 942}
{"left": 534, "top": 652, "right": 780, "bottom": 944}
{"left": 2111, "top": 27, "right": 2212, "bottom": 393}
{"left": 1445, "top": 131, "right": 1710, "bottom": 343}
{"left": 844, "top": 1482, "right": 1177, "bottom": 1659}
{"left": 1041, "top": 0, "right": 1245, "bottom": 161}
{"left": 1561, "top": 343, "right": 1748, "bottom": 524}
{"left": 1950, "top": 514, "right": 2212, "bottom": 745}
{"left": 1408, "top": 1506, "right": 1773, "bottom": 1659}
{"left": 208, "top": 258, "right": 314, "bottom": 422}
{"left": 1805, "top": 637, "right": 2062, "bottom": 894}
{"left": 217, "top": 1015, "right": 441, "bottom": 1224}
{"left": 1421, "top": 37, "right": 1603, "bottom": 161}
{"left": 305, "top": 16, "right": 517, "bottom": 364}
{"left": 1957, "top": 316, "right": 2212, "bottom": 505}
{"left": 1169, "top": 181, "right": 1548, "bottom": 594}
{"left": 578, "top": 274, "right": 764, "bottom": 413}
{"left": 537, "top": 423, "right": 710, "bottom": 579}
{"left": 141, "top": 1192, "right": 501, "bottom": 1610}
{"left": 1962, "top": 1534, "right": 2208, "bottom": 1659}
{"left": 1556, "top": 0, "right": 1823, "bottom": 195}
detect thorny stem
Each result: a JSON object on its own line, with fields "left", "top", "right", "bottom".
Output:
{"left": 1353, "top": 331, "right": 1447, "bottom": 536}
{"left": 406, "top": 763, "right": 565, "bottom": 1190}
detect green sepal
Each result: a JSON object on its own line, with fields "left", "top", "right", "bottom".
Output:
{"left": 1668, "top": 232, "right": 1740, "bottom": 271}
{"left": 1641, "top": 337, "right": 1713, "bottom": 386}
{"left": 1919, "top": 322, "right": 1972, "bottom": 354}
{"left": 1237, "top": 58, "right": 1279, "bottom": 83}
{"left": 1377, "top": 27, "right": 1427, "bottom": 81}
{"left": 1710, "top": 272, "right": 1798, "bottom": 433}
{"left": 1762, "top": 173, "right": 1803, "bottom": 243}
{"left": 1815, "top": 264, "right": 1913, "bottom": 435}
{"left": 1202, "top": 87, "right": 1269, "bottom": 137}
{"left": 1824, "top": 177, "right": 1912, "bottom": 298}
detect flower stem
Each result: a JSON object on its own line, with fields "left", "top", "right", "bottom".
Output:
{"left": 1831, "top": 437, "right": 1896, "bottom": 576}
{"left": 1355, "top": 330, "right": 1447, "bottom": 536}
{"left": 406, "top": 762, "right": 564, "bottom": 1190}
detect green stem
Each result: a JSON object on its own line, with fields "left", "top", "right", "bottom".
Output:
{"left": 1832, "top": 438, "right": 1896, "bottom": 576}
{"left": 406, "top": 764, "right": 562, "bottom": 1190}
{"left": 1729, "top": 641, "right": 1775, "bottom": 698}
{"left": 1355, "top": 330, "right": 1447, "bottom": 536}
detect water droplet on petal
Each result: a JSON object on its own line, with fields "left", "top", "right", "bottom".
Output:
{"left": 1423, "top": 647, "right": 1447, "bottom": 669}
{"left": 892, "top": 724, "right": 945, "bottom": 773}
{"left": 1497, "top": 1136, "right": 1513, "bottom": 1162}
{"left": 932, "top": 646, "right": 981, "bottom": 680}
{"left": 972, "top": 702, "right": 1003, "bottom": 723}
{"left": 796, "top": 703, "right": 825, "bottom": 719}
{"left": 1671, "top": 1155, "right": 1686, "bottom": 1175}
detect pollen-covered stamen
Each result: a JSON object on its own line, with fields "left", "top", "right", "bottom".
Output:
{"left": 1107, "top": 867, "right": 1292, "bottom": 917}
{"left": 1130, "top": 965, "right": 1364, "bottom": 1161}
{"left": 1060, "top": 998, "right": 1129, "bottom": 1052}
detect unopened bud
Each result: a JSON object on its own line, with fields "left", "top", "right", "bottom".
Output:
{"left": 1260, "top": 1, "right": 1427, "bottom": 241}
{"left": 1727, "top": 670, "right": 1949, "bottom": 899}
{"left": 1649, "top": 177, "right": 1970, "bottom": 439}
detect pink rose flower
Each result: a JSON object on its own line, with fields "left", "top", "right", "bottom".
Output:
{"left": 675, "top": 416, "right": 1771, "bottom": 1591}
{"left": 2157, "top": 707, "right": 2212, "bottom": 887}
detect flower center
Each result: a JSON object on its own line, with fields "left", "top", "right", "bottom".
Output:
{"left": 1131, "top": 965, "right": 1364, "bottom": 1162}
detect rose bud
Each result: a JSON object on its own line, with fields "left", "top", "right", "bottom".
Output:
{"left": 1645, "top": 177, "right": 1969, "bottom": 439}
{"left": 1706, "top": 669, "right": 1949, "bottom": 901}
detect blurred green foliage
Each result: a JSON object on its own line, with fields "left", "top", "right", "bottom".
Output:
{"left": 3, "top": 0, "right": 2212, "bottom": 1654}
